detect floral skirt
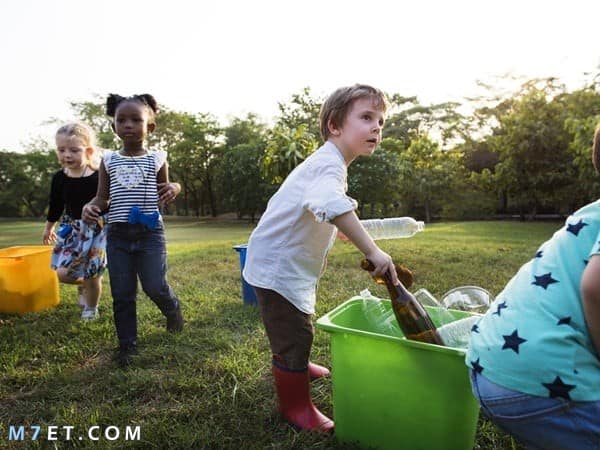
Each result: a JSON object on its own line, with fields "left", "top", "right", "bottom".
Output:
{"left": 51, "top": 216, "right": 107, "bottom": 280}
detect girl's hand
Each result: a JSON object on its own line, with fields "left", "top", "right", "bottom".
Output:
{"left": 43, "top": 229, "right": 57, "bottom": 245}
{"left": 158, "top": 182, "right": 179, "bottom": 205}
{"left": 365, "top": 248, "right": 399, "bottom": 285}
{"left": 82, "top": 203, "right": 102, "bottom": 224}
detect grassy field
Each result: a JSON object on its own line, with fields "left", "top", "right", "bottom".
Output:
{"left": 0, "top": 218, "right": 560, "bottom": 449}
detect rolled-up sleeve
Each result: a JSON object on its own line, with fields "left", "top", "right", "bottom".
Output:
{"left": 302, "top": 164, "right": 357, "bottom": 223}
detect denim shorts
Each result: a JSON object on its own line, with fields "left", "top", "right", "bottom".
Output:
{"left": 469, "top": 369, "right": 600, "bottom": 450}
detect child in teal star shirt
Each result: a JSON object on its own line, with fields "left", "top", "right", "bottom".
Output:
{"left": 466, "top": 123, "right": 600, "bottom": 450}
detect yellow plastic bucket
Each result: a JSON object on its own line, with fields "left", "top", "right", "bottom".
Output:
{"left": 0, "top": 246, "right": 59, "bottom": 314}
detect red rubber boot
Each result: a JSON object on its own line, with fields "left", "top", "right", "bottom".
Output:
{"left": 308, "top": 361, "right": 330, "bottom": 380}
{"left": 272, "top": 363, "right": 334, "bottom": 432}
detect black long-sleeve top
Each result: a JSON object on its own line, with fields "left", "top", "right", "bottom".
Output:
{"left": 46, "top": 169, "right": 99, "bottom": 222}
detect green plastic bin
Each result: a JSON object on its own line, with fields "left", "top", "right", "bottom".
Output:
{"left": 315, "top": 296, "right": 479, "bottom": 450}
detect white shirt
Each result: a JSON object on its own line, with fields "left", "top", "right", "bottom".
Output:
{"left": 243, "top": 141, "right": 358, "bottom": 314}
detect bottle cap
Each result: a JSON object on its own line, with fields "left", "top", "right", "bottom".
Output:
{"left": 416, "top": 221, "right": 425, "bottom": 231}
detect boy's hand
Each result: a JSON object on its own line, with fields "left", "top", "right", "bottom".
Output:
{"left": 365, "top": 248, "right": 399, "bottom": 285}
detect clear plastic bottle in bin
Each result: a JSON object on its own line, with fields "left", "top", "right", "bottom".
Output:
{"left": 360, "top": 217, "right": 424, "bottom": 240}
{"left": 437, "top": 315, "right": 481, "bottom": 349}
{"left": 360, "top": 289, "right": 400, "bottom": 336}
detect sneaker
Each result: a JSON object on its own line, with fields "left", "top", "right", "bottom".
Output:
{"left": 115, "top": 344, "right": 138, "bottom": 367}
{"left": 166, "top": 304, "right": 184, "bottom": 332}
{"left": 81, "top": 307, "right": 99, "bottom": 321}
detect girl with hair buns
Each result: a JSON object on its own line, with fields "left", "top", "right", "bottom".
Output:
{"left": 82, "top": 94, "right": 183, "bottom": 367}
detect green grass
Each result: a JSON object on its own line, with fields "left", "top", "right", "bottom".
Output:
{"left": 0, "top": 219, "right": 560, "bottom": 449}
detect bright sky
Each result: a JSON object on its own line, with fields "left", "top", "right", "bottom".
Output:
{"left": 1, "top": 0, "right": 599, "bottom": 151}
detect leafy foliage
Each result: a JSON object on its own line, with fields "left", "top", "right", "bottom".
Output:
{"left": 261, "top": 123, "right": 318, "bottom": 184}
{"left": 348, "top": 138, "right": 402, "bottom": 218}
{"left": 3, "top": 73, "right": 600, "bottom": 220}
{"left": 218, "top": 143, "right": 275, "bottom": 222}
{"left": 0, "top": 145, "right": 56, "bottom": 217}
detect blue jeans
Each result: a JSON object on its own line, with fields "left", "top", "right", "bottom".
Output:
{"left": 106, "top": 223, "right": 180, "bottom": 348}
{"left": 469, "top": 370, "right": 600, "bottom": 450}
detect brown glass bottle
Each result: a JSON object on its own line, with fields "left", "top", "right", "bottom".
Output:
{"left": 361, "top": 259, "right": 443, "bottom": 345}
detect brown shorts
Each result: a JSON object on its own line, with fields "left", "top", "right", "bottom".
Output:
{"left": 253, "top": 286, "right": 314, "bottom": 371}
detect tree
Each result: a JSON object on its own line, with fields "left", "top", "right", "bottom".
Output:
{"left": 397, "top": 134, "right": 460, "bottom": 222}
{"left": 217, "top": 144, "right": 274, "bottom": 222}
{"left": 559, "top": 87, "right": 600, "bottom": 209}
{"left": 215, "top": 115, "right": 273, "bottom": 221}
{"left": 70, "top": 96, "right": 120, "bottom": 149}
{"left": 275, "top": 87, "right": 322, "bottom": 139}
{"left": 382, "top": 94, "right": 420, "bottom": 148}
{"left": 165, "top": 112, "right": 222, "bottom": 217}
{"left": 261, "top": 123, "right": 318, "bottom": 185}
{"left": 348, "top": 137, "right": 402, "bottom": 218}
{"left": 0, "top": 143, "right": 57, "bottom": 217}
{"left": 490, "top": 88, "right": 572, "bottom": 216}
{"left": 384, "top": 95, "right": 467, "bottom": 149}
{"left": 565, "top": 114, "right": 600, "bottom": 208}
{"left": 224, "top": 113, "right": 267, "bottom": 148}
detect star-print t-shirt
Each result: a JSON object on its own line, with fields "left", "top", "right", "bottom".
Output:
{"left": 466, "top": 200, "right": 600, "bottom": 401}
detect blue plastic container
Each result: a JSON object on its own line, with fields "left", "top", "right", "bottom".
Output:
{"left": 232, "top": 244, "right": 258, "bottom": 306}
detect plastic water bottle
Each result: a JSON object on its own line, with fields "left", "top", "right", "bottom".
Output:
{"left": 360, "top": 217, "right": 424, "bottom": 240}
{"left": 441, "top": 286, "right": 492, "bottom": 313}
{"left": 413, "top": 288, "right": 456, "bottom": 324}
{"left": 360, "top": 289, "right": 401, "bottom": 336}
{"left": 437, "top": 315, "right": 481, "bottom": 349}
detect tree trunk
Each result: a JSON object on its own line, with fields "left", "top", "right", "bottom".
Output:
{"left": 424, "top": 199, "right": 431, "bottom": 223}
{"left": 206, "top": 175, "right": 218, "bottom": 217}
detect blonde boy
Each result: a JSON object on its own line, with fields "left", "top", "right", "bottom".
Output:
{"left": 244, "top": 84, "right": 399, "bottom": 432}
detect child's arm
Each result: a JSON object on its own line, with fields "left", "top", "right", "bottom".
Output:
{"left": 44, "top": 171, "right": 64, "bottom": 244}
{"left": 42, "top": 221, "right": 57, "bottom": 245}
{"left": 581, "top": 254, "right": 600, "bottom": 356}
{"left": 82, "top": 161, "right": 110, "bottom": 224}
{"left": 332, "top": 210, "right": 399, "bottom": 285}
{"left": 157, "top": 163, "right": 180, "bottom": 204}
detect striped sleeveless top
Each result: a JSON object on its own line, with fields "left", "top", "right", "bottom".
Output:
{"left": 103, "top": 149, "right": 167, "bottom": 223}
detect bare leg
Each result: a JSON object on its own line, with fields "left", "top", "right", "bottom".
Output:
{"left": 56, "top": 268, "right": 86, "bottom": 308}
{"left": 56, "top": 268, "right": 82, "bottom": 285}
{"left": 83, "top": 276, "right": 102, "bottom": 308}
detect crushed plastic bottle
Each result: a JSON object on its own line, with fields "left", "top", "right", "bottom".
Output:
{"left": 437, "top": 315, "right": 482, "bottom": 349}
{"left": 441, "top": 286, "right": 492, "bottom": 314}
{"left": 360, "top": 217, "right": 424, "bottom": 240}
{"left": 419, "top": 286, "right": 491, "bottom": 349}
{"left": 360, "top": 288, "right": 400, "bottom": 336}
{"left": 413, "top": 288, "right": 455, "bottom": 325}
